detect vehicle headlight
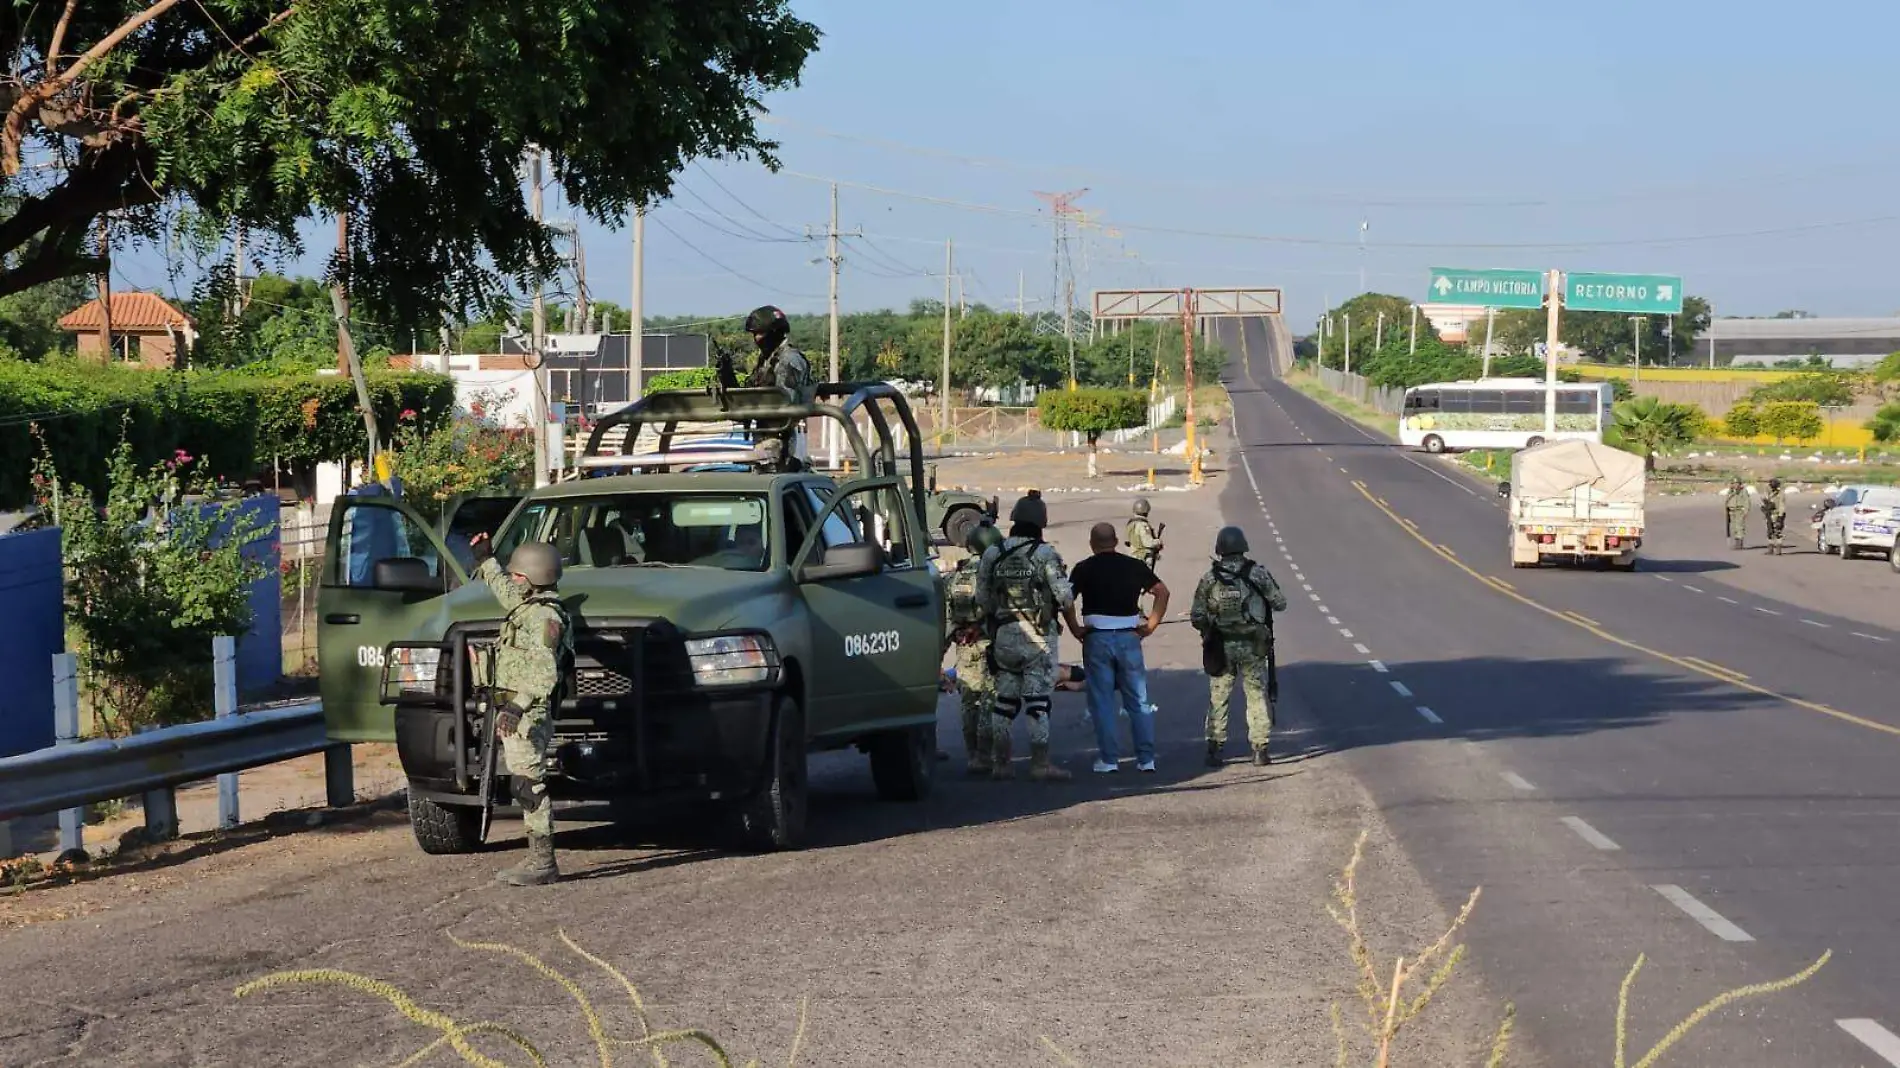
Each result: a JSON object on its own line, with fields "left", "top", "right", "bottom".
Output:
{"left": 381, "top": 645, "right": 443, "bottom": 701}
{"left": 684, "top": 634, "right": 779, "bottom": 688}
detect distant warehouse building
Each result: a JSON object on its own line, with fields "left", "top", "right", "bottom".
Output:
{"left": 1706, "top": 318, "right": 1900, "bottom": 368}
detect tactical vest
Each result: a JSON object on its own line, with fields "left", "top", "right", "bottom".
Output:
{"left": 1126, "top": 518, "right": 1151, "bottom": 547}
{"left": 501, "top": 593, "right": 576, "bottom": 694}
{"left": 1208, "top": 560, "right": 1268, "bottom": 631}
{"left": 946, "top": 562, "right": 984, "bottom": 626}
{"left": 990, "top": 540, "right": 1053, "bottom": 626}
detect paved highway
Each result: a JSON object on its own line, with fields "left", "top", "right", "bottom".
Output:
{"left": 1220, "top": 315, "right": 1900, "bottom": 1065}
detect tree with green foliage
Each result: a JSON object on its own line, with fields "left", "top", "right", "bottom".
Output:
{"left": 1722, "top": 403, "right": 1761, "bottom": 439}
{"left": 0, "top": 276, "right": 86, "bottom": 358}
{"left": 1747, "top": 371, "right": 1861, "bottom": 408}
{"left": 1315, "top": 294, "right": 1434, "bottom": 371}
{"left": 1757, "top": 401, "right": 1825, "bottom": 446}
{"left": 0, "top": 0, "right": 819, "bottom": 333}
{"left": 1036, "top": 388, "right": 1147, "bottom": 478}
{"left": 1482, "top": 296, "right": 1712, "bottom": 365}
{"left": 1604, "top": 395, "right": 1699, "bottom": 471}
{"left": 1868, "top": 403, "right": 1900, "bottom": 444}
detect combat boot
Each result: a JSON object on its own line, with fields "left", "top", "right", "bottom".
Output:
{"left": 990, "top": 732, "right": 1014, "bottom": 780}
{"left": 1205, "top": 739, "right": 1223, "bottom": 768}
{"left": 963, "top": 726, "right": 993, "bottom": 776}
{"left": 496, "top": 833, "right": 560, "bottom": 887}
{"left": 1252, "top": 743, "right": 1271, "bottom": 767}
{"left": 1028, "top": 743, "right": 1072, "bottom": 782}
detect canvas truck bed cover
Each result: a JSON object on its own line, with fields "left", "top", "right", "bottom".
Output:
{"left": 1510, "top": 440, "right": 1645, "bottom": 506}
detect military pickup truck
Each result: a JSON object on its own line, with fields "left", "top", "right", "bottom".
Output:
{"left": 319, "top": 384, "right": 945, "bottom": 856}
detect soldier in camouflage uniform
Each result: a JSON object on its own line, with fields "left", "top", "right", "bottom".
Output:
{"left": 469, "top": 535, "right": 575, "bottom": 886}
{"left": 1723, "top": 477, "right": 1749, "bottom": 550}
{"left": 976, "top": 493, "right": 1074, "bottom": 781}
{"left": 1761, "top": 477, "right": 1787, "bottom": 555}
{"left": 941, "top": 522, "right": 1003, "bottom": 775}
{"left": 1191, "top": 526, "right": 1288, "bottom": 767}
{"left": 744, "top": 305, "right": 814, "bottom": 464}
{"left": 1125, "top": 497, "right": 1162, "bottom": 567}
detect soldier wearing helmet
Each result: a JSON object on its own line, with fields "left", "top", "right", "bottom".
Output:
{"left": 1124, "top": 496, "right": 1163, "bottom": 567}
{"left": 469, "top": 533, "right": 575, "bottom": 885}
{"left": 940, "top": 521, "right": 1004, "bottom": 775}
{"left": 1190, "top": 526, "right": 1287, "bottom": 767}
{"left": 1723, "top": 476, "right": 1749, "bottom": 550}
{"left": 1761, "top": 476, "right": 1787, "bottom": 555}
{"left": 743, "top": 305, "right": 813, "bottom": 401}
{"left": 975, "top": 493, "right": 1075, "bottom": 781}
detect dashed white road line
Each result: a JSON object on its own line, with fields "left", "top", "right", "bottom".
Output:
{"left": 1653, "top": 575, "right": 1673, "bottom": 582}
{"left": 1717, "top": 596, "right": 1740, "bottom": 604}
{"left": 1837, "top": 1020, "right": 1900, "bottom": 1066}
{"left": 1317, "top": 605, "right": 1331, "bottom": 614}
{"left": 1388, "top": 680, "right": 1411, "bottom": 696}
{"left": 1802, "top": 619, "right": 1830, "bottom": 628}
{"left": 1415, "top": 705, "right": 1441, "bottom": 724}
{"left": 1682, "top": 585, "right": 1704, "bottom": 593}
{"left": 1651, "top": 884, "right": 1753, "bottom": 942}
{"left": 1308, "top": 593, "right": 1322, "bottom": 602}
{"left": 1560, "top": 816, "right": 1621, "bottom": 851}
{"left": 1500, "top": 771, "right": 1535, "bottom": 791}
{"left": 1352, "top": 643, "right": 1371, "bottom": 655}
{"left": 1855, "top": 632, "right": 1892, "bottom": 643}
{"left": 1755, "top": 607, "right": 1782, "bottom": 616}
{"left": 1369, "top": 660, "right": 1389, "bottom": 673}
{"left": 1301, "top": 583, "right": 1314, "bottom": 591}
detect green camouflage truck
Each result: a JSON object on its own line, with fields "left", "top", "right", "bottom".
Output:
{"left": 319, "top": 384, "right": 944, "bottom": 855}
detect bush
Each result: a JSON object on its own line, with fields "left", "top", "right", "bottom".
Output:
{"left": 387, "top": 392, "right": 535, "bottom": 522}
{"left": 33, "top": 432, "right": 271, "bottom": 735}
{"left": 645, "top": 366, "right": 719, "bottom": 392}
{"left": 0, "top": 361, "right": 455, "bottom": 508}
{"left": 1867, "top": 402, "right": 1900, "bottom": 444}
{"left": 1747, "top": 371, "right": 1861, "bottom": 408}
{"left": 1036, "top": 387, "right": 1148, "bottom": 477}
{"left": 1722, "top": 403, "right": 1760, "bottom": 439}
{"left": 1758, "top": 401, "right": 1825, "bottom": 445}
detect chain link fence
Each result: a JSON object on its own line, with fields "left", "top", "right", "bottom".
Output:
{"left": 1316, "top": 366, "right": 1405, "bottom": 415}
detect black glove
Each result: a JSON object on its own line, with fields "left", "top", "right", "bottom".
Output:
{"left": 469, "top": 534, "right": 495, "bottom": 565}
{"left": 495, "top": 702, "right": 524, "bottom": 738}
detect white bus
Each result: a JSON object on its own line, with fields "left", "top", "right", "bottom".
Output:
{"left": 1398, "top": 377, "right": 1615, "bottom": 454}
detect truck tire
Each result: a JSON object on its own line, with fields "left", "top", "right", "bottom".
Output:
{"left": 943, "top": 506, "right": 982, "bottom": 549}
{"left": 409, "top": 791, "right": 484, "bottom": 855}
{"left": 868, "top": 723, "right": 936, "bottom": 802}
{"left": 1525, "top": 436, "right": 1545, "bottom": 449}
{"left": 1609, "top": 556, "right": 1638, "bottom": 572}
{"left": 1890, "top": 543, "right": 1900, "bottom": 573}
{"left": 1422, "top": 434, "right": 1446, "bottom": 454}
{"left": 734, "top": 694, "right": 808, "bottom": 852}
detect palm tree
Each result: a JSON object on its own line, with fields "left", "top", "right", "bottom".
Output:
{"left": 1603, "top": 394, "right": 1691, "bottom": 472}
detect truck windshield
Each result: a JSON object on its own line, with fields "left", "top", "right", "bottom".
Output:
{"left": 498, "top": 493, "right": 770, "bottom": 572}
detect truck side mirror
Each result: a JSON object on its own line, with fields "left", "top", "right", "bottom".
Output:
{"left": 797, "top": 542, "right": 884, "bottom": 583}
{"left": 373, "top": 557, "right": 443, "bottom": 593}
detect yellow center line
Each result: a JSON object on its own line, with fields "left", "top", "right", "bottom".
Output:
{"left": 1566, "top": 611, "right": 1600, "bottom": 627}
{"left": 1349, "top": 481, "right": 1900, "bottom": 739}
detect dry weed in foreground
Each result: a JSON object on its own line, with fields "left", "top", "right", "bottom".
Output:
{"left": 233, "top": 927, "right": 809, "bottom": 1068}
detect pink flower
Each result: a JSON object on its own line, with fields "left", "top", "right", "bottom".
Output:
{"left": 173, "top": 449, "right": 193, "bottom": 463}
{"left": 400, "top": 408, "right": 418, "bottom": 421}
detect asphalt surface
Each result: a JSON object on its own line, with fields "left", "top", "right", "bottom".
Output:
{"left": 1218, "top": 315, "right": 1900, "bottom": 1065}
{"left": 0, "top": 462, "right": 1498, "bottom": 1065}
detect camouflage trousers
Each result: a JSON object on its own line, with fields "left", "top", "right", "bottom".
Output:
{"left": 953, "top": 640, "right": 994, "bottom": 756}
{"left": 990, "top": 620, "right": 1058, "bottom": 749}
{"left": 499, "top": 698, "right": 555, "bottom": 838}
{"left": 1764, "top": 512, "right": 1786, "bottom": 542}
{"left": 1726, "top": 511, "right": 1747, "bottom": 540}
{"left": 1207, "top": 640, "right": 1273, "bottom": 748}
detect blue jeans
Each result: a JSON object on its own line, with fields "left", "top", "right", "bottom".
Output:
{"left": 1083, "top": 629, "right": 1154, "bottom": 764}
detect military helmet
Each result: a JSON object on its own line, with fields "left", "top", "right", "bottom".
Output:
{"left": 743, "top": 305, "right": 787, "bottom": 334}
{"left": 1132, "top": 497, "right": 1151, "bottom": 517}
{"left": 966, "top": 520, "right": 1003, "bottom": 555}
{"left": 1214, "top": 525, "right": 1249, "bottom": 556}
{"left": 1730, "top": 475, "right": 1744, "bottom": 486}
{"left": 1009, "top": 493, "right": 1048, "bottom": 529}
{"left": 1767, "top": 477, "right": 1781, "bottom": 489}
{"left": 509, "top": 541, "right": 563, "bottom": 588}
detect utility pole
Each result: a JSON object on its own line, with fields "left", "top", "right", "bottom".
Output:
{"left": 330, "top": 209, "right": 379, "bottom": 474}
{"left": 941, "top": 240, "right": 953, "bottom": 433}
{"left": 1358, "top": 220, "right": 1368, "bottom": 295}
{"left": 528, "top": 148, "right": 550, "bottom": 488}
{"left": 1376, "top": 310, "right": 1385, "bottom": 351}
{"left": 1409, "top": 304, "right": 1418, "bottom": 356}
{"left": 95, "top": 217, "right": 112, "bottom": 362}
{"left": 1630, "top": 316, "right": 1643, "bottom": 385}
{"left": 1180, "top": 288, "right": 1202, "bottom": 486}
{"left": 231, "top": 225, "right": 247, "bottom": 319}
{"left": 1483, "top": 306, "right": 1496, "bottom": 378}
{"left": 631, "top": 208, "right": 645, "bottom": 399}
{"left": 1543, "top": 269, "right": 1562, "bottom": 437}
{"left": 1017, "top": 269, "right": 1025, "bottom": 316}
{"left": 1344, "top": 312, "right": 1352, "bottom": 377}
{"left": 806, "top": 183, "right": 859, "bottom": 465}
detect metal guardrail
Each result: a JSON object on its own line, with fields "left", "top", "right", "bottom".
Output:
{"left": 0, "top": 702, "right": 329, "bottom": 823}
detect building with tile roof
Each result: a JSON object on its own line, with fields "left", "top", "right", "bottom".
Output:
{"left": 57, "top": 292, "right": 198, "bottom": 369}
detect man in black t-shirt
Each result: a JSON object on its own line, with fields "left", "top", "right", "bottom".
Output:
{"left": 1066, "top": 522, "right": 1171, "bottom": 773}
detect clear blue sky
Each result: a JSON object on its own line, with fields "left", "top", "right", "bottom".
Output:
{"left": 122, "top": 0, "right": 1900, "bottom": 330}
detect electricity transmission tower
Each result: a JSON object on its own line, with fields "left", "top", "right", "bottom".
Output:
{"left": 1033, "top": 188, "right": 1088, "bottom": 387}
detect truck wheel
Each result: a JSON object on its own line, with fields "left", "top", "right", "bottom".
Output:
{"left": 1610, "top": 556, "right": 1638, "bottom": 572}
{"left": 734, "top": 695, "right": 808, "bottom": 852}
{"left": 1890, "top": 543, "right": 1900, "bottom": 573}
{"left": 409, "top": 791, "right": 484, "bottom": 855}
{"left": 942, "top": 506, "right": 981, "bottom": 548}
{"left": 1526, "top": 436, "right": 1545, "bottom": 448}
{"left": 1422, "top": 435, "right": 1446, "bottom": 454}
{"left": 868, "top": 723, "right": 936, "bottom": 802}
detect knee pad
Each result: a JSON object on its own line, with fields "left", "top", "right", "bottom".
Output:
{"left": 992, "top": 695, "right": 1023, "bottom": 720}
{"left": 1023, "top": 696, "right": 1051, "bottom": 721}
{"left": 510, "top": 775, "right": 549, "bottom": 814}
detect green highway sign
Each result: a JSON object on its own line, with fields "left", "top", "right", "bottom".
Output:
{"left": 1426, "top": 268, "right": 1545, "bottom": 309}
{"left": 1565, "top": 272, "right": 1684, "bottom": 314}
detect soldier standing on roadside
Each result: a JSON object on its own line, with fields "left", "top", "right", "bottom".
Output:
{"left": 1724, "top": 476, "right": 1750, "bottom": 550}
{"left": 977, "top": 493, "right": 1075, "bottom": 782}
{"left": 942, "top": 522, "right": 1004, "bottom": 776}
{"left": 1125, "top": 497, "right": 1163, "bottom": 567}
{"left": 469, "top": 534, "right": 575, "bottom": 886}
{"left": 1191, "top": 526, "right": 1288, "bottom": 768}
{"left": 1761, "top": 477, "right": 1787, "bottom": 555}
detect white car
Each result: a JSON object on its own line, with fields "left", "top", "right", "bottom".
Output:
{"left": 1816, "top": 485, "right": 1900, "bottom": 561}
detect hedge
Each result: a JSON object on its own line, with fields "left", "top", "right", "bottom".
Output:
{"left": 1, "top": 361, "right": 455, "bottom": 507}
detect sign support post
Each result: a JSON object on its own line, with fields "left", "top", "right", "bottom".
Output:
{"left": 1544, "top": 268, "right": 1563, "bottom": 437}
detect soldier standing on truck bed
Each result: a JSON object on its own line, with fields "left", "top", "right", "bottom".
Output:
{"left": 1724, "top": 476, "right": 1750, "bottom": 550}
{"left": 942, "top": 522, "right": 1004, "bottom": 776}
{"left": 469, "top": 534, "right": 575, "bottom": 886}
{"left": 1125, "top": 497, "right": 1163, "bottom": 568}
{"left": 1191, "top": 526, "right": 1288, "bottom": 768}
{"left": 976, "top": 493, "right": 1074, "bottom": 782}
{"left": 1761, "top": 477, "right": 1787, "bottom": 555}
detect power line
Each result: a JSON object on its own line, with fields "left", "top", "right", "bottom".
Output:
{"left": 693, "top": 163, "right": 804, "bottom": 237}
{"left": 670, "top": 188, "right": 804, "bottom": 244}
{"left": 648, "top": 216, "right": 824, "bottom": 300}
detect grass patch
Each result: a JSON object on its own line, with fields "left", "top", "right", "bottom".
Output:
{"left": 1285, "top": 370, "right": 1399, "bottom": 439}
